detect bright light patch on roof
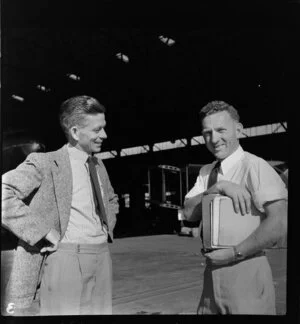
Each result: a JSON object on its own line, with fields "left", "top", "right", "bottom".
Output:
{"left": 98, "top": 122, "right": 287, "bottom": 158}
{"left": 239, "top": 122, "right": 287, "bottom": 139}
{"left": 191, "top": 136, "right": 205, "bottom": 146}
{"left": 96, "top": 151, "right": 117, "bottom": 160}
{"left": 158, "top": 165, "right": 181, "bottom": 171}
{"left": 37, "top": 85, "right": 51, "bottom": 92}
{"left": 67, "top": 73, "right": 81, "bottom": 81}
{"left": 272, "top": 122, "right": 287, "bottom": 133}
{"left": 153, "top": 139, "right": 187, "bottom": 152}
{"left": 116, "top": 53, "right": 129, "bottom": 63}
{"left": 190, "top": 123, "right": 287, "bottom": 145}
{"left": 120, "top": 145, "right": 150, "bottom": 157}
{"left": 12, "top": 94, "right": 24, "bottom": 102}
{"left": 3, "top": 141, "right": 45, "bottom": 152}
{"left": 158, "top": 35, "right": 176, "bottom": 46}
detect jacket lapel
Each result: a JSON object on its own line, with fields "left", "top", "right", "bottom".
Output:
{"left": 51, "top": 145, "right": 73, "bottom": 237}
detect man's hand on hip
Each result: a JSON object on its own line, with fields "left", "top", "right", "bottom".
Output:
{"left": 40, "top": 228, "right": 60, "bottom": 253}
{"left": 215, "top": 180, "right": 251, "bottom": 215}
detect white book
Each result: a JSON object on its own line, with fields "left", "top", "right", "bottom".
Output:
{"left": 202, "top": 194, "right": 261, "bottom": 250}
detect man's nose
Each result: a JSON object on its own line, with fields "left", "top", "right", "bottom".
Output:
{"left": 211, "top": 131, "right": 219, "bottom": 143}
{"left": 100, "top": 129, "right": 107, "bottom": 139}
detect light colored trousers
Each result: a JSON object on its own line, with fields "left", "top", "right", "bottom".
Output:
{"left": 40, "top": 243, "right": 112, "bottom": 315}
{"left": 198, "top": 255, "right": 276, "bottom": 315}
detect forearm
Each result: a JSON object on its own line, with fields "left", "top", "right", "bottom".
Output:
{"left": 183, "top": 181, "right": 222, "bottom": 221}
{"left": 107, "top": 193, "right": 119, "bottom": 231}
{"left": 1, "top": 154, "right": 46, "bottom": 244}
{"left": 2, "top": 188, "right": 52, "bottom": 245}
{"left": 2, "top": 214, "right": 52, "bottom": 246}
{"left": 105, "top": 169, "right": 119, "bottom": 216}
{"left": 108, "top": 194, "right": 119, "bottom": 214}
{"left": 183, "top": 193, "right": 204, "bottom": 221}
{"left": 235, "top": 199, "right": 287, "bottom": 257}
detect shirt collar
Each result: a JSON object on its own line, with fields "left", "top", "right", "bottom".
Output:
{"left": 67, "top": 143, "right": 90, "bottom": 162}
{"left": 219, "top": 145, "right": 244, "bottom": 175}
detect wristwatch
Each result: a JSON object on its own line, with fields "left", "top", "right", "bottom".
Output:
{"left": 233, "top": 246, "right": 244, "bottom": 261}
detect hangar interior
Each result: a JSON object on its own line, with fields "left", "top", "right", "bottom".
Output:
{"left": 2, "top": 1, "right": 290, "bottom": 241}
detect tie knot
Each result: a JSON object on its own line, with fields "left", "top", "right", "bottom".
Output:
{"left": 87, "top": 155, "right": 97, "bottom": 165}
{"left": 214, "top": 161, "right": 221, "bottom": 171}
{"left": 207, "top": 161, "right": 221, "bottom": 189}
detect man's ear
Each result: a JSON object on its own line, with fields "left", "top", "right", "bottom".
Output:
{"left": 69, "top": 126, "right": 80, "bottom": 141}
{"left": 235, "top": 122, "right": 243, "bottom": 138}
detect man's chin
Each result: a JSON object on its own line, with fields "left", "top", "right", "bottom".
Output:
{"left": 214, "top": 151, "right": 225, "bottom": 160}
{"left": 208, "top": 147, "right": 223, "bottom": 160}
{"left": 90, "top": 145, "right": 102, "bottom": 154}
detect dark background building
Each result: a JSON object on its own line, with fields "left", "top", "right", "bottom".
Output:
{"left": 2, "top": 0, "right": 293, "bottom": 240}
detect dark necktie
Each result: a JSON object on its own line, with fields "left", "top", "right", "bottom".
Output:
{"left": 207, "top": 161, "right": 221, "bottom": 188}
{"left": 200, "top": 160, "right": 220, "bottom": 246}
{"left": 87, "top": 156, "right": 109, "bottom": 230}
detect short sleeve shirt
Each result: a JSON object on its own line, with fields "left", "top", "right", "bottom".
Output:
{"left": 185, "top": 146, "right": 287, "bottom": 213}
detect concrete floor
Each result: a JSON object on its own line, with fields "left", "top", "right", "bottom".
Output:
{"left": 111, "top": 234, "right": 204, "bottom": 315}
{"left": 1, "top": 234, "right": 287, "bottom": 315}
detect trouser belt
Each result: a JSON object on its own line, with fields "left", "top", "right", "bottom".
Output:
{"left": 57, "top": 242, "right": 108, "bottom": 254}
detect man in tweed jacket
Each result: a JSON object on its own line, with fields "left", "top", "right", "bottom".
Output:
{"left": 2, "top": 95, "right": 119, "bottom": 315}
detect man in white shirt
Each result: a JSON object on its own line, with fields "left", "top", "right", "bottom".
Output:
{"left": 183, "top": 101, "right": 287, "bottom": 314}
{"left": 2, "top": 95, "right": 119, "bottom": 315}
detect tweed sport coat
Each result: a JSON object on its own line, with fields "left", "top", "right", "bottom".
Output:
{"left": 2, "top": 144, "right": 119, "bottom": 308}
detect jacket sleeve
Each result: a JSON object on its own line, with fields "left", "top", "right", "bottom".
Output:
{"left": 1, "top": 153, "right": 51, "bottom": 245}
{"left": 105, "top": 171, "right": 119, "bottom": 233}
{"left": 97, "top": 159, "right": 119, "bottom": 232}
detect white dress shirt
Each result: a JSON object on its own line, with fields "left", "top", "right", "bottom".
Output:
{"left": 185, "top": 146, "right": 287, "bottom": 213}
{"left": 61, "top": 144, "right": 107, "bottom": 244}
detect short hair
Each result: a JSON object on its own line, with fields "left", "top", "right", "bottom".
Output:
{"left": 59, "top": 95, "right": 106, "bottom": 137}
{"left": 199, "top": 101, "right": 240, "bottom": 124}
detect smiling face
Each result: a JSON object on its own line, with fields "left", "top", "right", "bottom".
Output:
{"left": 70, "top": 113, "right": 107, "bottom": 154}
{"left": 201, "top": 110, "right": 242, "bottom": 161}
